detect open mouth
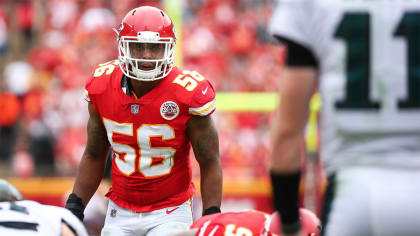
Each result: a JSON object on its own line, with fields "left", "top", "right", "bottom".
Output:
{"left": 139, "top": 63, "right": 155, "bottom": 71}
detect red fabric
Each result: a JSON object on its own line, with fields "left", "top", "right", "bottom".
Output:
{"left": 16, "top": 3, "right": 33, "bottom": 29}
{"left": 0, "top": 92, "right": 20, "bottom": 126}
{"left": 192, "top": 79, "right": 216, "bottom": 106}
{"left": 191, "top": 210, "right": 275, "bottom": 236}
{"left": 85, "top": 62, "right": 215, "bottom": 212}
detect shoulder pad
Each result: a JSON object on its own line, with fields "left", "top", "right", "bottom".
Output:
{"left": 85, "top": 60, "right": 120, "bottom": 96}
{"left": 169, "top": 69, "right": 216, "bottom": 116}
{"left": 189, "top": 79, "right": 216, "bottom": 116}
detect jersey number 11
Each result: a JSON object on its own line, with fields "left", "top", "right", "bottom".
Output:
{"left": 334, "top": 12, "right": 420, "bottom": 110}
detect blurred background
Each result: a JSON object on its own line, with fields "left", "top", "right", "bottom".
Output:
{"left": 0, "top": 0, "right": 323, "bottom": 234}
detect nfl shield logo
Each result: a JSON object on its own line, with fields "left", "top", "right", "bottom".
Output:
{"left": 110, "top": 209, "right": 117, "bottom": 217}
{"left": 131, "top": 104, "right": 139, "bottom": 114}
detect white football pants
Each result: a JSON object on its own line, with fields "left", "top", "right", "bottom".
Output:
{"left": 101, "top": 199, "right": 193, "bottom": 236}
{"left": 323, "top": 166, "right": 420, "bottom": 236}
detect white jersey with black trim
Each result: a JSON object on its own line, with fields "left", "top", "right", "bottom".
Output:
{"left": 0, "top": 200, "right": 88, "bottom": 236}
{"left": 269, "top": 0, "right": 420, "bottom": 174}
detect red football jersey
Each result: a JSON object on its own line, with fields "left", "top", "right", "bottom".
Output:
{"left": 191, "top": 210, "right": 276, "bottom": 236}
{"left": 83, "top": 60, "right": 216, "bottom": 212}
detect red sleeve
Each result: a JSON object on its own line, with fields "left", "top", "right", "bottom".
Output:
{"left": 188, "top": 80, "right": 216, "bottom": 116}
{"left": 82, "top": 60, "right": 118, "bottom": 103}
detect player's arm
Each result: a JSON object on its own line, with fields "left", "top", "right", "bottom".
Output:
{"left": 187, "top": 115, "right": 222, "bottom": 216}
{"left": 61, "top": 222, "right": 76, "bottom": 236}
{"left": 271, "top": 39, "right": 318, "bottom": 173}
{"left": 65, "top": 102, "right": 110, "bottom": 221}
{"left": 270, "top": 37, "right": 318, "bottom": 236}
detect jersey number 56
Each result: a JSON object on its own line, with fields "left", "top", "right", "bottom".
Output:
{"left": 103, "top": 119, "right": 175, "bottom": 177}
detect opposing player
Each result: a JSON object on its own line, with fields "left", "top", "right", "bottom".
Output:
{"left": 268, "top": 1, "right": 420, "bottom": 236}
{"left": 172, "top": 208, "right": 320, "bottom": 236}
{"left": 65, "top": 6, "right": 222, "bottom": 236}
{"left": 0, "top": 179, "right": 88, "bottom": 236}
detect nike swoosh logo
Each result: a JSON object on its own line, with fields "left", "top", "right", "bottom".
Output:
{"left": 202, "top": 86, "right": 209, "bottom": 95}
{"left": 166, "top": 207, "right": 179, "bottom": 214}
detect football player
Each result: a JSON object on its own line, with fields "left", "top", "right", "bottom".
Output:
{"left": 0, "top": 179, "right": 88, "bottom": 236}
{"left": 65, "top": 6, "right": 222, "bottom": 236}
{"left": 172, "top": 208, "right": 320, "bottom": 236}
{"left": 268, "top": 0, "right": 420, "bottom": 236}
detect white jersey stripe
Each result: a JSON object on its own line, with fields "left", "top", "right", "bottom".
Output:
{"left": 83, "top": 89, "right": 90, "bottom": 102}
{"left": 189, "top": 99, "right": 216, "bottom": 116}
{"left": 198, "top": 220, "right": 211, "bottom": 236}
{"left": 208, "top": 225, "right": 219, "bottom": 236}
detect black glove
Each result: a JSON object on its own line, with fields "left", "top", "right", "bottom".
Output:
{"left": 65, "top": 193, "right": 85, "bottom": 221}
{"left": 203, "top": 206, "right": 221, "bottom": 216}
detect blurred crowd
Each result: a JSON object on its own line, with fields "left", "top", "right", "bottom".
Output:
{"left": 0, "top": 0, "right": 284, "bottom": 179}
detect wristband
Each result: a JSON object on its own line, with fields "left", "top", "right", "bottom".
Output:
{"left": 282, "top": 220, "right": 302, "bottom": 234}
{"left": 270, "top": 171, "right": 301, "bottom": 224}
{"left": 65, "top": 193, "right": 85, "bottom": 221}
{"left": 203, "top": 206, "right": 221, "bottom": 216}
